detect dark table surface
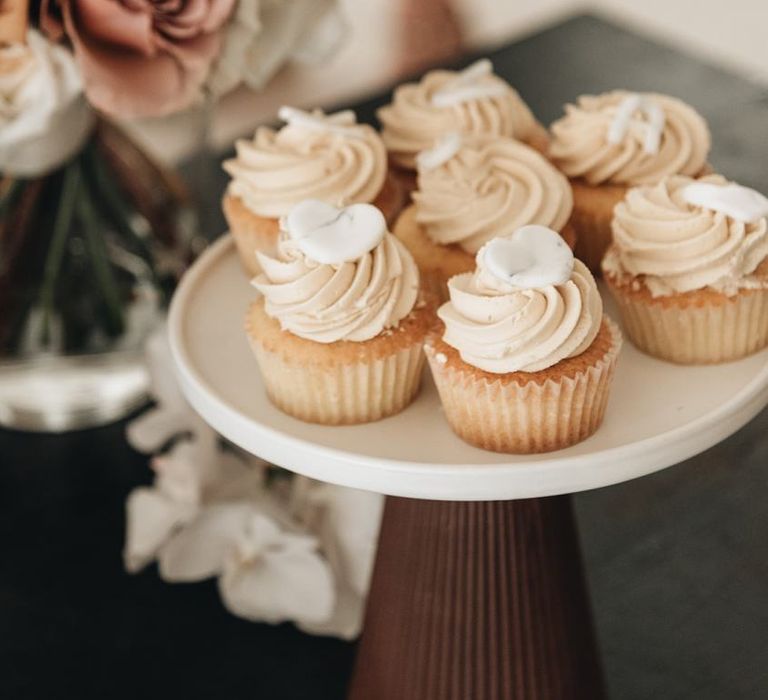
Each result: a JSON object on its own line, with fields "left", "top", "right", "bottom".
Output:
{"left": 2, "top": 13, "right": 768, "bottom": 700}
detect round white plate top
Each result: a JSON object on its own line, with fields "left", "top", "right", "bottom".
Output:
{"left": 169, "top": 235, "right": 768, "bottom": 501}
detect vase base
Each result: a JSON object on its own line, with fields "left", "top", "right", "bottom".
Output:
{"left": 0, "top": 352, "right": 148, "bottom": 432}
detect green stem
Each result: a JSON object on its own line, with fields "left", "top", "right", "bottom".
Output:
{"left": 78, "top": 178, "right": 125, "bottom": 338}
{"left": 38, "top": 164, "right": 81, "bottom": 346}
{"left": 81, "top": 141, "right": 157, "bottom": 272}
{"left": 0, "top": 178, "right": 26, "bottom": 221}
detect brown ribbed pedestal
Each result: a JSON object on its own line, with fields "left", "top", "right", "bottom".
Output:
{"left": 348, "top": 496, "right": 605, "bottom": 700}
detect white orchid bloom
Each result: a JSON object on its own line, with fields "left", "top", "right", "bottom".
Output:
{"left": 123, "top": 437, "right": 267, "bottom": 575}
{"left": 126, "top": 322, "right": 215, "bottom": 454}
{"left": 156, "top": 502, "right": 335, "bottom": 626}
{"left": 290, "top": 478, "right": 383, "bottom": 638}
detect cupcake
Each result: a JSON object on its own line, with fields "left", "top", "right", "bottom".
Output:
{"left": 603, "top": 174, "right": 768, "bottom": 364}
{"left": 223, "top": 106, "right": 405, "bottom": 276}
{"left": 394, "top": 132, "right": 576, "bottom": 301}
{"left": 377, "top": 59, "right": 548, "bottom": 196}
{"left": 425, "top": 225, "right": 621, "bottom": 454}
{"left": 549, "top": 90, "right": 711, "bottom": 273}
{"left": 246, "top": 199, "right": 434, "bottom": 425}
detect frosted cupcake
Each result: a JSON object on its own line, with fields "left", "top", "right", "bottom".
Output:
{"left": 549, "top": 91, "right": 711, "bottom": 272}
{"left": 378, "top": 59, "right": 548, "bottom": 195}
{"left": 246, "top": 199, "right": 434, "bottom": 424}
{"left": 603, "top": 174, "right": 768, "bottom": 363}
{"left": 223, "top": 107, "right": 404, "bottom": 276}
{"left": 425, "top": 226, "right": 621, "bottom": 453}
{"left": 394, "top": 132, "right": 576, "bottom": 301}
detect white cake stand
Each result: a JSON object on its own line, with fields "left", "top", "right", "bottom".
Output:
{"left": 169, "top": 235, "right": 768, "bottom": 700}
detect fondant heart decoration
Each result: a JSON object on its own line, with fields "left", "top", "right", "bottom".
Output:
{"left": 431, "top": 59, "right": 508, "bottom": 108}
{"left": 284, "top": 199, "right": 387, "bottom": 264}
{"left": 607, "top": 93, "right": 665, "bottom": 154}
{"left": 479, "top": 225, "right": 574, "bottom": 288}
{"left": 681, "top": 182, "right": 768, "bottom": 223}
{"left": 278, "top": 106, "right": 361, "bottom": 137}
{"left": 416, "top": 132, "right": 463, "bottom": 171}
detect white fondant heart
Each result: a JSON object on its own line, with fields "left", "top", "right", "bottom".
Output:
{"left": 479, "top": 225, "right": 574, "bottom": 288}
{"left": 416, "top": 132, "right": 462, "bottom": 171}
{"left": 284, "top": 199, "right": 386, "bottom": 264}
{"left": 607, "top": 93, "right": 665, "bottom": 154}
{"left": 681, "top": 182, "right": 768, "bottom": 223}
{"left": 431, "top": 58, "right": 507, "bottom": 108}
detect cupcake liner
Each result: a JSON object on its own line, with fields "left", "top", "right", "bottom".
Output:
{"left": 246, "top": 297, "right": 435, "bottom": 425}
{"left": 606, "top": 276, "right": 768, "bottom": 364}
{"left": 569, "top": 179, "right": 627, "bottom": 274}
{"left": 425, "top": 319, "right": 622, "bottom": 454}
{"left": 250, "top": 340, "right": 426, "bottom": 425}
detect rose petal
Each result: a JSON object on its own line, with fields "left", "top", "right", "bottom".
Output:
{"left": 66, "top": 0, "right": 157, "bottom": 55}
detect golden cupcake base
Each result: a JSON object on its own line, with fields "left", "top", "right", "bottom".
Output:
{"left": 604, "top": 257, "right": 768, "bottom": 364}
{"left": 245, "top": 294, "right": 437, "bottom": 425}
{"left": 425, "top": 318, "right": 622, "bottom": 454}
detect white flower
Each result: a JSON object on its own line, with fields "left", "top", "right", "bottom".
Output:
{"left": 0, "top": 30, "right": 94, "bottom": 176}
{"left": 159, "top": 503, "right": 335, "bottom": 626}
{"left": 123, "top": 435, "right": 267, "bottom": 574}
{"left": 290, "top": 477, "right": 384, "bottom": 638}
{"left": 206, "top": 0, "right": 346, "bottom": 98}
{"left": 126, "top": 322, "right": 215, "bottom": 454}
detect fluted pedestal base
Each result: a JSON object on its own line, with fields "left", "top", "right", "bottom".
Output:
{"left": 348, "top": 496, "right": 605, "bottom": 700}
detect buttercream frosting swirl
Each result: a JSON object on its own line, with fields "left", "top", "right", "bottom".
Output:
{"left": 0, "top": 30, "right": 94, "bottom": 177}
{"left": 438, "top": 254, "right": 602, "bottom": 374}
{"left": 377, "top": 64, "right": 540, "bottom": 170}
{"left": 253, "top": 222, "right": 420, "bottom": 344}
{"left": 549, "top": 91, "right": 710, "bottom": 186}
{"left": 607, "top": 175, "right": 768, "bottom": 296}
{"left": 224, "top": 108, "right": 387, "bottom": 218}
{"left": 413, "top": 136, "right": 573, "bottom": 254}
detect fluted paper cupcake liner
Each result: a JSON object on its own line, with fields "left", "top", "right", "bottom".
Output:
{"left": 606, "top": 277, "right": 768, "bottom": 364}
{"left": 425, "top": 319, "right": 622, "bottom": 453}
{"left": 250, "top": 340, "right": 425, "bottom": 424}
{"left": 246, "top": 298, "right": 435, "bottom": 425}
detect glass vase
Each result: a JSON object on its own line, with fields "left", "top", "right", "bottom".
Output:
{"left": 0, "top": 119, "right": 198, "bottom": 431}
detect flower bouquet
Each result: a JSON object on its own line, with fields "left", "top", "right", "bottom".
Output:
{"left": 0, "top": 0, "right": 343, "bottom": 430}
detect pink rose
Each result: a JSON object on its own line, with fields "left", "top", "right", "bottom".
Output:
{"left": 41, "top": 0, "right": 236, "bottom": 118}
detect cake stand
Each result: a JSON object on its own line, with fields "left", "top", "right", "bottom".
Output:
{"left": 169, "top": 235, "right": 768, "bottom": 699}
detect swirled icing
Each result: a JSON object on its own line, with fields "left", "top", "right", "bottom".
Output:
{"left": 607, "top": 175, "right": 768, "bottom": 296}
{"left": 549, "top": 91, "right": 710, "bottom": 186}
{"left": 378, "top": 61, "right": 541, "bottom": 169}
{"left": 413, "top": 135, "right": 572, "bottom": 254}
{"left": 224, "top": 107, "right": 387, "bottom": 218}
{"left": 438, "top": 238, "right": 602, "bottom": 373}
{"left": 253, "top": 204, "right": 420, "bottom": 343}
